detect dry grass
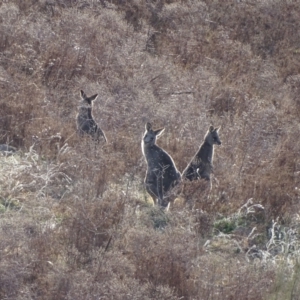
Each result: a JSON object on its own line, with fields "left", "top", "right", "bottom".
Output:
{"left": 0, "top": 0, "right": 300, "bottom": 299}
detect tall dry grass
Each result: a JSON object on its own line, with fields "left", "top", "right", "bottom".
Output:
{"left": 0, "top": 0, "right": 300, "bottom": 299}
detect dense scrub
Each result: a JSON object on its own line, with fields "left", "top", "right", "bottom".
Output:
{"left": 0, "top": 1, "right": 300, "bottom": 299}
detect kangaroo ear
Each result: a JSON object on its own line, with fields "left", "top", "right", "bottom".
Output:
{"left": 89, "top": 94, "right": 98, "bottom": 101}
{"left": 155, "top": 128, "right": 165, "bottom": 137}
{"left": 146, "top": 122, "right": 152, "bottom": 131}
{"left": 209, "top": 125, "right": 214, "bottom": 132}
{"left": 80, "top": 90, "right": 87, "bottom": 99}
{"left": 215, "top": 126, "right": 221, "bottom": 132}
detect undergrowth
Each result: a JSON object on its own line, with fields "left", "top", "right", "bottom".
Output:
{"left": 0, "top": 1, "right": 300, "bottom": 299}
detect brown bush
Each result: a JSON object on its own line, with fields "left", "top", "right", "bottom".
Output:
{"left": 0, "top": 0, "right": 299, "bottom": 299}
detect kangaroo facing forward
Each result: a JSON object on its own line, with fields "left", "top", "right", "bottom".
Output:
{"left": 76, "top": 90, "right": 107, "bottom": 143}
{"left": 142, "top": 122, "right": 181, "bottom": 208}
{"left": 183, "top": 125, "right": 221, "bottom": 181}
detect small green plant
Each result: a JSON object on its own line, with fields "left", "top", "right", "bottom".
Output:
{"left": 214, "top": 216, "right": 237, "bottom": 234}
{"left": 149, "top": 206, "right": 170, "bottom": 230}
{"left": 0, "top": 197, "right": 22, "bottom": 212}
{"left": 0, "top": 203, "right": 5, "bottom": 213}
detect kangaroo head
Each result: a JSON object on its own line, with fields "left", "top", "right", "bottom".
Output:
{"left": 206, "top": 125, "right": 221, "bottom": 146}
{"left": 143, "top": 122, "right": 165, "bottom": 146}
{"left": 80, "top": 90, "right": 98, "bottom": 106}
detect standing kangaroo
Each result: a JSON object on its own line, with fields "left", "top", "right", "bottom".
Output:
{"left": 183, "top": 125, "right": 221, "bottom": 181}
{"left": 142, "top": 122, "right": 181, "bottom": 208}
{"left": 76, "top": 90, "right": 107, "bottom": 143}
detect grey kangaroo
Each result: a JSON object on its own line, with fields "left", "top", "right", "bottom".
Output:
{"left": 142, "top": 122, "right": 181, "bottom": 208}
{"left": 183, "top": 125, "right": 221, "bottom": 181}
{"left": 76, "top": 90, "right": 107, "bottom": 143}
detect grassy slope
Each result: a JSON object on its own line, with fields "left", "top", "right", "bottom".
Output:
{"left": 0, "top": 1, "right": 300, "bottom": 299}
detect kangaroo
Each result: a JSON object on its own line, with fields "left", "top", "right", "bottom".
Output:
{"left": 142, "top": 122, "right": 181, "bottom": 208}
{"left": 183, "top": 125, "right": 221, "bottom": 181}
{"left": 76, "top": 90, "right": 107, "bottom": 143}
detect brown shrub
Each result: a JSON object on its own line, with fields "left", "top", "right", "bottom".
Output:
{"left": 0, "top": 0, "right": 299, "bottom": 299}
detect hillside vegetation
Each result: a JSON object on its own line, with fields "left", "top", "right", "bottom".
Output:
{"left": 0, "top": 1, "right": 300, "bottom": 299}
